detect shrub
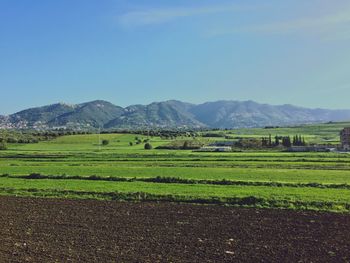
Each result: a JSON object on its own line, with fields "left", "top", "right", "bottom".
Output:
{"left": 101, "top": 139, "right": 109, "bottom": 146}
{"left": 0, "top": 141, "right": 7, "bottom": 150}
{"left": 183, "top": 141, "right": 189, "bottom": 149}
{"left": 236, "top": 138, "right": 262, "bottom": 149}
{"left": 144, "top": 143, "right": 152, "bottom": 150}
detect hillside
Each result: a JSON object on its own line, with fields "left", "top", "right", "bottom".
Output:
{"left": 1, "top": 100, "right": 350, "bottom": 129}
{"left": 105, "top": 101, "right": 203, "bottom": 129}
{"left": 48, "top": 100, "right": 124, "bottom": 128}
{"left": 189, "top": 101, "right": 350, "bottom": 128}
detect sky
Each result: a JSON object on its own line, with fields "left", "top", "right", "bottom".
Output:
{"left": 1, "top": 0, "right": 350, "bottom": 114}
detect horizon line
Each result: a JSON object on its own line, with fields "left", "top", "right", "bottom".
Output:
{"left": 2, "top": 99, "right": 350, "bottom": 116}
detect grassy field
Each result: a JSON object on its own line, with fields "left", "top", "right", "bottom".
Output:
{"left": 203, "top": 121, "right": 350, "bottom": 145}
{"left": 0, "top": 122, "right": 349, "bottom": 212}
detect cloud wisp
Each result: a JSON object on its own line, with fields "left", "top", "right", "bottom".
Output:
{"left": 117, "top": 2, "right": 350, "bottom": 41}
{"left": 209, "top": 7, "right": 350, "bottom": 38}
{"left": 117, "top": 3, "right": 249, "bottom": 28}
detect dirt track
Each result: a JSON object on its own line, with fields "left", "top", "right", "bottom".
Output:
{"left": 0, "top": 196, "right": 349, "bottom": 262}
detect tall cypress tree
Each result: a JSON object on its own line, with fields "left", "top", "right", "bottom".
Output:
{"left": 275, "top": 135, "right": 280, "bottom": 146}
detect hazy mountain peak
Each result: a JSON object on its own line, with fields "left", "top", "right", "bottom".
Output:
{"left": 1, "top": 99, "right": 350, "bottom": 130}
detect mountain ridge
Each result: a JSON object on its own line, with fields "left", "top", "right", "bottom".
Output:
{"left": 1, "top": 100, "right": 350, "bottom": 130}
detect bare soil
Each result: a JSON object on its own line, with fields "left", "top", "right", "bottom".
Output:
{"left": 0, "top": 196, "right": 349, "bottom": 262}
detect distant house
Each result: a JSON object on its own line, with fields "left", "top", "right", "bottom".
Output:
{"left": 340, "top": 128, "right": 350, "bottom": 150}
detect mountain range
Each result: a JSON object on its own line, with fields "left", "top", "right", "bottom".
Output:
{"left": 1, "top": 100, "right": 350, "bottom": 130}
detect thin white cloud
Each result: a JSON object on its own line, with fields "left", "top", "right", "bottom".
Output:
{"left": 118, "top": 4, "right": 249, "bottom": 28}
{"left": 210, "top": 8, "right": 350, "bottom": 37}
{"left": 117, "top": 2, "right": 350, "bottom": 41}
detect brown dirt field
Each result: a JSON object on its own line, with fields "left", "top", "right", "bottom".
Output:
{"left": 0, "top": 196, "right": 349, "bottom": 263}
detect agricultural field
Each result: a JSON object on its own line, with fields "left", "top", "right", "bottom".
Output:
{"left": 1, "top": 196, "right": 349, "bottom": 262}
{"left": 1, "top": 122, "right": 350, "bottom": 212}
{"left": 203, "top": 121, "right": 350, "bottom": 145}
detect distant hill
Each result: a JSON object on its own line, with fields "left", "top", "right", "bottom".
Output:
{"left": 9, "top": 103, "right": 76, "bottom": 125}
{"left": 48, "top": 100, "right": 124, "bottom": 128}
{"left": 105, "top": 101, "right": 202, "bottom": 129}
{"left": 189, "top": 101, "right": 350, "bottom": 128}
{"left": 1, "top": 99, "right": 350, "bottom": 129}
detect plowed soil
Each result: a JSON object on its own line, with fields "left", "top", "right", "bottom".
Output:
{"left": 0, "top": 196, "right": 349, "bottom": 262}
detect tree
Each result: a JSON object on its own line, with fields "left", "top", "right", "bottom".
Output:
{"left": 144, "top": 143, "right": 152, "bottom": 150}
{"left": 236, "top": 138, "right": 262, "bottom": 149}
{"left": 0, "top": 141, "right": 7, "bottom": 150}
{"left": 183, "top": 141, "right": 189, "bottom": 149}
{"left": 261, "top": 137, "right": 268, "bottom": 147}
{"left": 292, "top": 134, "right": 306, "bottom": 146}
{"left": 129, "top": 142, "right": 133, "bottom": 146}
{"left": 293, "top": 135, "right": 301, "bottom": 146}
{"left": 282, "top": 136, "right": 291, "bottom": 147}
{"left": 274, "top": 135, "right": 280, "bottom": 146}
{"left": 101, "top": 139, "right": 109, "bottom": 146}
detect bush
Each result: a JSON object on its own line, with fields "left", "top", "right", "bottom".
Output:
{"left": 0, "top": 141, "right": 7, "bottom": 150}
{"left": 6, "top": 138, "right": 18, "bottom": 143}
{"left": 236, "top": 138, "right": 262, "bottom": 149}
{"left": 144, "top": 143, "right": 152, "bottom": 150}
{"left": 101, "top": 139, "right": 109, "bottom": 146}
{"left": 156, "top": 140, "right": 202, "bottom": 150}
{"left": 129, "top": 142, "right": 133, "bottom": 146}
{"left": 183, "top": 141, "right": 189, "bottom": 149}
{"left": 202, "top": 133, "right": 225, "bottom": 138}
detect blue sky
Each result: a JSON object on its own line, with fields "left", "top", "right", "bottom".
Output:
{"left": 1, "top": 0, "right": 350, "bottom": 114}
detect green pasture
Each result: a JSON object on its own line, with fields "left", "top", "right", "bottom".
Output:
{"left": 0, "top": 177, "right": 349, "bottom": 211}
{"left": 0, "top": 123, "right": 350, "bottom": 212}
{"left": 206, "top": 121, "right": 349, "bottom": 144}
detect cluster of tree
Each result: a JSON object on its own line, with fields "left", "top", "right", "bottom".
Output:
{"left": 156, "top": 140, "right": 203, "bottom": 150}
{"left": 236, "top": 138, "right": 262, "bottom": 149}
{"left": 0, "top": 132, "right": 39, "bottom": 144}
{"left": 0, "top": 130, "right": 92, "bottom": 145}
{"left": 32, "top": 130, "right": 92, "bottom": 137}
{"left": 132, "top": 136, "right": 150, "bottom": 145}
{"left": 261, "top": 134, "right": 306, "bottom": 148}
{"left": 292, "top": 135, "right": 306, "bottom": 146}
{"left": 104, "top": 129, "right": 197, "bottom": 139}
{"left": 201, "top": 132, "right": 225, "bottom": 138}
{"left": 128, "top": 136, "right": 152, "bottom": 149}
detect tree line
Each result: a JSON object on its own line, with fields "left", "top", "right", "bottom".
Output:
{"left": 261, "top": 134, "right": 306, "bottom": 148}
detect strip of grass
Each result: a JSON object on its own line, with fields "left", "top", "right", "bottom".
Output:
{"left": 2, "top": 174, "right": 350, "bottom": 190}
{"left": 0, "top": 177, "right": 349, "bottom": 212}
{"left": 1, "top": 165, "right": 350, "bottom": 184}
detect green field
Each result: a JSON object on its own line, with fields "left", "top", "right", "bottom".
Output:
{"left": 205, "top": 121, "right": 349, "bottom": 144}
{"left": 1, "top": 122, "right": 349, "bottom": 212}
